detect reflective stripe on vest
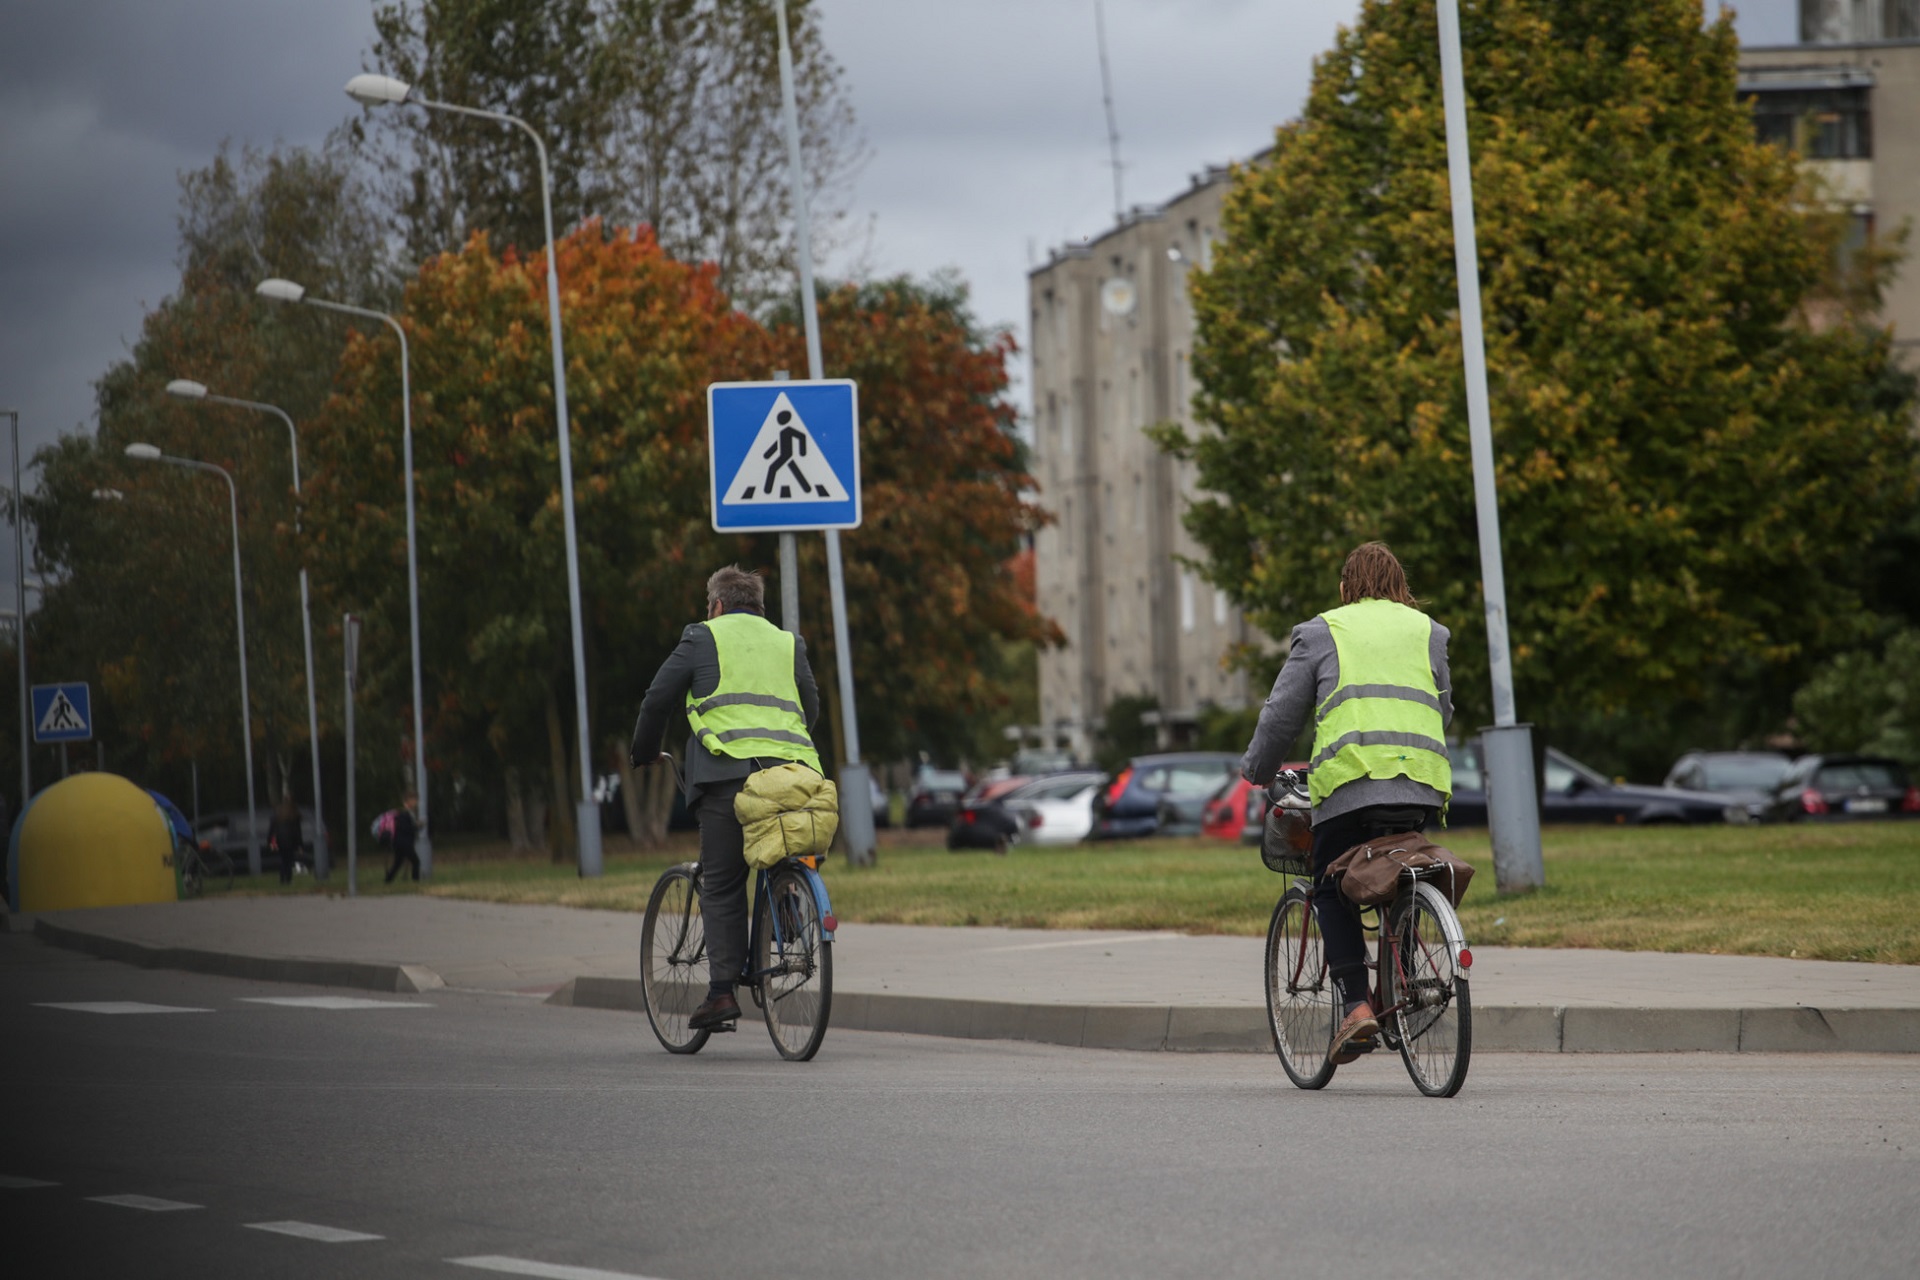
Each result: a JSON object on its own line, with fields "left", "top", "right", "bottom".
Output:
{"left": 1308, "top": 598, "right": 1452, "bottom": 807}
{"left": 685, "top": 612, "right": 822, "bottom": 774}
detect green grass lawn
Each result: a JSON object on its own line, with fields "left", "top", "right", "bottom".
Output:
{"left": 248, "top": 820, "right": 1920, "bottom": 964}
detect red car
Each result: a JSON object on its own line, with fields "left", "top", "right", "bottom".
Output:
{"left": 1202, "top": 763, "right": 1310, "bottom": 843}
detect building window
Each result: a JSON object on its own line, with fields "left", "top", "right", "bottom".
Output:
{"left": 1180, "top": 571, "right": 1196, "bottom": 633}
{"left": 1132, "top": 472, "right": 1144, "bottom": 532}
{"left": 1213, "top": 585, "right": 1229, "bottom": 626}
{"left": 1749, "top": 87, "right": 1871, "bottom": 160}
{"left": 1063, "top": 497, "right": 1073, "bottom": 555}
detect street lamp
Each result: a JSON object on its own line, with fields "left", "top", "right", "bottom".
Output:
{"left": 345, "top": 71, "right": 601, "bottom": 877}
{"left": 167, "top": 378, "right": 328, "bottom": 877}
{"left": 253, "top": 278, "right": 432, "bottom": 877}
{"left": 125, "top": 442, "right": 259, "bottom": 876}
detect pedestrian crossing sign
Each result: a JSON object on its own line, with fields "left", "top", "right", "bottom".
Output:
{"left": 31, "top": 682, "right": 92, "bottom": 743}
{"left": 707, "top": 379, "right": 861, "bottom": 532}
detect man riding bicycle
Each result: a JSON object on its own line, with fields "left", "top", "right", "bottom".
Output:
{"left": 1241, "top": 542, "right": 1453, "bottom": 1065}
{"left": 630, "top": 565, "right": 822, "bottom": 1033}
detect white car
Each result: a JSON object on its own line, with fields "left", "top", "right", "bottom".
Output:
{"left": 1004, "top": 773, "right": 1104, "bottom": 845}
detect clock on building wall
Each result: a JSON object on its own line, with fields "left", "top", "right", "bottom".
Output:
{"left": 1100, "top": 277, "right": 1137, "bottom": 317}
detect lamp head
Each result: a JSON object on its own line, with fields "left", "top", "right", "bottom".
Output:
{"left": 345, "top": 73, "right": 412, "bottom": 106}
{"left": 255, "top": 278, "right": 306, "bottom": 304}
{"left": 125, "top": 443, "right": 163, "bottom": 462}
{"left": 166, "top": 379, "right": 208, "bottom": 400}
{"left": 92, "top": 488, "right": 126, "bottom": 502}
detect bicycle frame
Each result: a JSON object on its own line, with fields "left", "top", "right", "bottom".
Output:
{"left": 736, "top": 857, "right": 837, "bottom": 990}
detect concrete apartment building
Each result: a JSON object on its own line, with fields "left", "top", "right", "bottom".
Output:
{"left": 1028, "top": 1, "right": 1920, "bottom": 762}
{"left": 1741, "top": 0, "right": 1920, "bottom": 361}
{"left": 1027, "top": 167, "right": 1262, "bottom": 760}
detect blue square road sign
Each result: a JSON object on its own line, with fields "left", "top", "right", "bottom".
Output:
{"left": 707, "top": 379, "right": 861, "bottom": 533}
{"left": 31, "top": 682, "right": 92, "bottom": 744}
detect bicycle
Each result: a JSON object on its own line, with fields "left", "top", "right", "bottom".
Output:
{"left": 1261, "top": 770, "right": 1473, "bottom": 1097}
{"left": 177, "top": 838, "right": 235, "bottom": 898}
{"left": 637, "top": 759, "right": 838, "bottom": 1061}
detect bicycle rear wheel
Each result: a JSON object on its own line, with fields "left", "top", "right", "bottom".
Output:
{"left": 1265, "top": 884, "right": 1337, "bottom": 1089}
{"left": 202, "top": 848, "right": 235, "bottom": 894}
{"left": 753, "top": 866, "right": 832, "bottom": 1061}
{"left": 640, "top": 864, "right": 711, "bottom": 1054}
{"left": 1384, "top": 880, "right": 1471, "bottom": 1097}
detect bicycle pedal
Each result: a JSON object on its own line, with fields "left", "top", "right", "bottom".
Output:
{"left": 706, "top": 1020, "right": 738, "bottom": 1033}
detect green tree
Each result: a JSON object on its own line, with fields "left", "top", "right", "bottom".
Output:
{"left": 1165, "top": 0, "right": 1919, "bottom": 754}
{"left": 1793, "top": 628, "right": 1920, "bottom": 769}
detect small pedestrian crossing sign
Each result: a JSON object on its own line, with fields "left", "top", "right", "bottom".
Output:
{"left": 31, "top": 682, "right": 92, "bottom": 743}
{"left": 708, "top": 380, "right": 860, "bottom": 532}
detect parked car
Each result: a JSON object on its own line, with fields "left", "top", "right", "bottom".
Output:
{"left": 194, "top": 806, "right": 323, "bottom": 874}
{"left": 1201, "top": 775, "right": 1258, "bottom": 841}
{"left": 1447, "top": 741, "right": 1735, "bottom": 826}
{"left": 870, "top": 774, "right": 892, "bottom": 829}
{"left": 1664, "top": 751, "right": 1794, "bottom": 822}
{"left": 906, "top": 768, "right": 970, "bottom": 828}
{"left": 1090, "top": 752, "right": 1241, "bottom": 839}
{"left": 947, "top": 775, "right": 1033, "bottom": 850}
{"left": 1003, "top": 771, "right": 1108, "bottom": 846}
{"left": 1762, "top": 754, "right": 1919, "bottom": 822}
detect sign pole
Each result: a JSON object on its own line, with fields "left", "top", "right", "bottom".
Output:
{"left": 772, "top": 373, "right": 802, "bottom": 635}
{"left": 344, "top": 613, "right": 360, "bottom": 897}
{"left": 774, "top": 0, "right": 874, "bottom": 865}
{"left": 7, "top": 410, "right": 26, "bottom": 808}
{"left": 1437, "top": 0, "right": 1543, "bottom": 890}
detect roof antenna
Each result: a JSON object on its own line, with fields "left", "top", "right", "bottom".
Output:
{"left": 1095, "top": 0, "right": 1124, "bottom": 222}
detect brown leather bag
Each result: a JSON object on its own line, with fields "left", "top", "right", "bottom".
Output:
{"left": 1326, "top": 830, "right": 1475, "bottom": 908}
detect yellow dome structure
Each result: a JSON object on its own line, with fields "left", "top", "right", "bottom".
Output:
{"left": 16, "top": 773, "right": 177, "bottom": 911}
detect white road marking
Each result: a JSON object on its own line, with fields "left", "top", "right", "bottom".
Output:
{"left": 984, "top": 934, "right": 1186, "bottom": 953}
{"left": 0, "top": 1175, "right": 59, "bottom": 1188}
{"left": 238, "top": 996, "right": 433, "bottom": 1010}
{"left": 34, "top": 1001, "right": 214, "bottom": 1015}
{"left": 246, "top": 1220, "right": 384, "bottom": 1243}
{"left": 447, "top": 1256, "right": 672, "bottom": 1280}
{"left": 88, "top": 1194, "right": 202, "bottom": 1211}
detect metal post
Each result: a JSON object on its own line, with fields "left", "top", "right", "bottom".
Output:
{"left": 8, "top": 411, "right": 26, "bottom": 809}
{"left": 772, "top": 373, "right": 801, "bottom": 635}
{"left": 1437, "top": 0, "right": 1542, "bottom": 890}
{"left": 218, "top": 465, "right": 260, "bottom": 878}
{"left": 191, "top": 758, "right": 200, "bottom": 827}
{"left": 344, "top": 613, "right": 360, "bottom": 897}
{"left": 59, "top": 743, "right": 67, "bottom": 779}
{"left": 774, "top": 0, "right": 873, "bottom": 864}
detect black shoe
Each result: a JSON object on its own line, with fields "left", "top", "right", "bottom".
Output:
{"left": 689, "top": 992, "right": 741, "bottom": 1031}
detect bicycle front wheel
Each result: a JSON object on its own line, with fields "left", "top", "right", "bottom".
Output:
{"left": 1265, "top": 884, "right": 1337, "bottom": 1089}
{"left": 1385, "top": 881, "right": 1472, "bottom": 1098}
{"left": 754, "top": 866, "right": 832, "bottom": 1061}
{"left": 640, "top": 864, "right": 711, "bottom": 1055}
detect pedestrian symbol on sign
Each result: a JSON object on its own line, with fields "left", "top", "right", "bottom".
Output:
{"left": 38, "top": 691, "right": 84, "bottom": 735}
{"left": 720, "top": 393, "right": 845, "bottom": 506}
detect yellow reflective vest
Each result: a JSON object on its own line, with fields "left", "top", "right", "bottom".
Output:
{"left": 1308, "top": 598, "right": 1453, "bottom": 808}
{"left": 684, "top": 612, "right": 822, "bottom": 775}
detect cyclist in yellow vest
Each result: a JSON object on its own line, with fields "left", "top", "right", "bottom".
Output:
{"left": 1241, "top": 542, "right": 1453, "bottom": 1065}
{"left": 631, "top": 565, "right": 821, "bottom": 1032}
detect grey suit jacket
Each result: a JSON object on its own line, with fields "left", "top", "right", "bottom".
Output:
{"left": 629, "top": 611, "right": 821, "bottom": 803}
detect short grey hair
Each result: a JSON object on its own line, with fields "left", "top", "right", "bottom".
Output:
{"left": 706, "top": 564, "right": 766, "bottom": 614}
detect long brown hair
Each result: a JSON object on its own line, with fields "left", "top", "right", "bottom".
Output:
{"left": 1338, "top": 541, "right": 1419, "bottom": 607}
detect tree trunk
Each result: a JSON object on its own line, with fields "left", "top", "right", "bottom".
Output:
{"left": 640, "top": 756, "right": 675, "bottom": 846}
{"left": 614, "top": 736, "right": 646, "bottom": 849}
{"left": 505, "top": 765, "right": 534, "bottom": 852}
{"left": 544, "top": 685, "right": 576, "bottom": 863}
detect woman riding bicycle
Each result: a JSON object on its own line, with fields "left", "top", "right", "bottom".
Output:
{"left": 1241, "top": 542, "right": 1454, "bottom": 1066}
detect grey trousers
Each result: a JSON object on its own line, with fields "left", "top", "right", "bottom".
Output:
{"left": 693, "top": 778, "right": 750, "bottom": 993}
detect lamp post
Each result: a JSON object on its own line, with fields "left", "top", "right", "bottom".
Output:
{"left": 253, "top": 278, "right": 432, "bottom": 877}
{"left": 166, "top": 380, "right": 328, "bottom": 877}
{"left": 125, "top": 443, "right": 259, "bottom": 876}
{"left": 4, "top": 410, "right": 25, "bottom": 813}
{"left": 343, "top": 72, "right": 601, "bottom": 877}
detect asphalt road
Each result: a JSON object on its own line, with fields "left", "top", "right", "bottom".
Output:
{"left": 6, "top": 931, "right": 1917, "bottom": 1280}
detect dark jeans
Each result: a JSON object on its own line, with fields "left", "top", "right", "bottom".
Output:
{"left": 1311, "top": 804, "right": 1437, "bottom": 1007}
{"left": 384, "top": 846, "right": 420, "bottom": 883}
{"left": 693, "top": 778, "right": 751, "bottom": 996}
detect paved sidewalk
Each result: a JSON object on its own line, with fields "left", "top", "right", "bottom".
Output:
{"left": 15, "top": 896, "right": 1920, "bottom": 1053}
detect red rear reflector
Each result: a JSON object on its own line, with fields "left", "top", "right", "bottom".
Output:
{"left": 822, "top": 914, "right": 837, "bottom": 932}
{"left": 1458, "top": 949, "right": 1473, "bottom": 969}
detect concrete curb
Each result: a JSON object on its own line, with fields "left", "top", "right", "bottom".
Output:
{"left": 33, "top": 917, "right": 446, "bottom": 995}
{"left": 549, "top": 976, "right": 1920, "bottom": 1054}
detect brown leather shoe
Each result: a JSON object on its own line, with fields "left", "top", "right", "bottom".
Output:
{"left": 689, "top": 992, "right": 741, "bottom": 1031}
{"left": 1329, "top": 1003, "right": 1380, "bottom": 1065}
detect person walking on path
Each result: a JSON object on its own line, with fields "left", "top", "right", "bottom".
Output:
{"left": 385, "top": 790, "right": 423, "bottom": 884}
{"left": 1240, "top": 542, "right": 1454, "bottom": 1065}
{"left": 629, "top": 565, "right": 822, "bottom": 1034}
{"left": 267, "top": 795, "right": 309, "bottom": 885}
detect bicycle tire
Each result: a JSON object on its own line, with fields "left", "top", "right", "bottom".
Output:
{"left": 1265, "top": 884, "right": 1337, "bottom": 1089}
{"left": 753, "top": 865, "right": 832, "bottom": 1061}
{"left": 1384, "top": 880, "right": 1471, "bottom": 1098}
{"left": 178, "top": 851, "right": 203, "bottom": 899}
{"left": 202, "top": 848, "right": 235, "bottom": 893}
{"left": 640, "top": 863, "right": 711, "bottom": 1055}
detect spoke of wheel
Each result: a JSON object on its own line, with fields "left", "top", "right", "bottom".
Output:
{"left": 1397, "top": 891, "right": 1464, "bottom": 1094}
{"left": 1266, "top": 887, "right": 1335, "bottom": 1089}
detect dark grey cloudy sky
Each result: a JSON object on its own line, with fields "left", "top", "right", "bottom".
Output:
{"left": 0, "top": 0, "right": 1788, "bottom": 528}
